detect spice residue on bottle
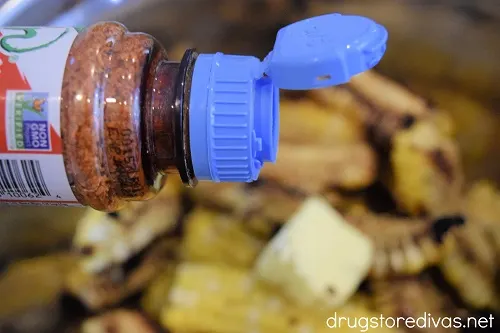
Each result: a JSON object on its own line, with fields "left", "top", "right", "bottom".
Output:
{"left": 0, "top": 14, "right": 388, "bottom": 211}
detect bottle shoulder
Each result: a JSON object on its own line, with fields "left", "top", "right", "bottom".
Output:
{"left": 72, "top": 22, "right": 167, "bottom": 64}
{"left": 61, "top": 22, "right": 168, "bottom": 211}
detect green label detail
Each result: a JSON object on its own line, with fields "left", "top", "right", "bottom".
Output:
{"left": 14, "top": 93, "right": 25, "bottom": 149}
{"left": 0, "top": 28, "right": 69, "bottom": 53}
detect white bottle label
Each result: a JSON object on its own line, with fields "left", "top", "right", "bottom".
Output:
{"left": 0, "top": 27, "right": 81, "bottom": 206}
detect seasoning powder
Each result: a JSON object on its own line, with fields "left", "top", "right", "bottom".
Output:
{"left": 0, "top": 24, "right": 177, "bottom": 211}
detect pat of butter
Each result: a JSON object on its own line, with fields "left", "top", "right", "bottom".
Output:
{"left": 254, "top": 196, "right": 374, "bottom": 308}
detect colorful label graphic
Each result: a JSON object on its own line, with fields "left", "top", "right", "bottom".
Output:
{"left": 0, "top": 27, "right": 81, "bottom": 206}
{"left": 7, "top": 91, "right": 50, "bottom": 150}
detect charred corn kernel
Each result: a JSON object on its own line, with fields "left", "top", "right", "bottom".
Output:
{"left": 349, "top": 71, "right": 429, "bottom": 117}
{"left": 0, "top": 254, "right": 76, "bottom": 333}
{"left": 372, "top": 274, "right": 462, "bottom": 326}
{"left": 73, "top": 180, "right": 180, "bottom": 273}
{"left": 346, "top": 212, "right": 449, "bottom": 278}
{"left": 189, "top": 183, "right": 254, "bottom": 218}
{"left": 280, "top": 100, "right": 363, "bottom": 145}
{"left": 260, "top": 143, "right": 378, "bottom": 193}
{"left": 440, "top": 234, "right": 495, "bottom": 309}
{"left": 430, "top": 110, "right": 456, "bottom": 138}
{"left": 391, "top": 120, "right": 463, "bottom": 216}
{"left": 308, "top": 86, "right": 366, "bottom": 118}
{"left": 181, "top": 209, "right": 265, "bottom": 267}
{"left": 428, "top": 90, "right": 497, "bottom": 164}
{"left": 141, "top": 265, "right": 177, "bottom": 320}
{"left": 418, "top": 237, "right": 439, "bottom": 264}
{"left": 388, "top": 245, "right": 405, "bottom": 273}
{"left": 466, "top": 180, "right": 500, "bottom": 222}
{"left": 371, "top": 249, "right": 389, "bottom": 278}
{"left": 402, "top": 239, "right": 427, "bottom": 274}
{"left": 254, "top": 197, "right": 374, "bottom": 308}
{"left": 82, "top": 310, "right": 157, "bottom": 333}
{"left": 66, "top": 238, "right": 176, "bottom": 310}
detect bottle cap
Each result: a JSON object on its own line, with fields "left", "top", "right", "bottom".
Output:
{"left": 189, "top": 13, "right": 388, "bottom": 182}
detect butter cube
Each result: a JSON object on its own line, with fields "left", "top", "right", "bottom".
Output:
{"left": 254, "top": 196, "right": 374, "bottom": 308}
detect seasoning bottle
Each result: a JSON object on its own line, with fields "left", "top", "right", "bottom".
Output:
{"left": 0, "top": 14, "right": 388, "bottom": 211}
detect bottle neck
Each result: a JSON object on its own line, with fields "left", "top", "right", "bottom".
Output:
{"left": 143, "top": 49, "right": 198, "bottom": 187}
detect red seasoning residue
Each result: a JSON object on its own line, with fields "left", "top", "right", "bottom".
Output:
{"left": 61, "top": 23, "right": 181, "bottom": 211}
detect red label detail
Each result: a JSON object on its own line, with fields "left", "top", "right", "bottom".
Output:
{"left": 0, "top": 32, "right": 62, "bottom": 155}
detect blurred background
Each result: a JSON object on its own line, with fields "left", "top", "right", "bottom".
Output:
{"left": 1, "top": 0, "right": 500, "bottom": 332}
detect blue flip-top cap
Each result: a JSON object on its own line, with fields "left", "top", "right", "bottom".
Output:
{"left": 189, "top": 13, "right": 388, "bottom": 182}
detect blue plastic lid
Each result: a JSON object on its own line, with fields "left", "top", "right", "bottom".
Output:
{"left": 189, "top": 13, "right": 388, "bottom": 182}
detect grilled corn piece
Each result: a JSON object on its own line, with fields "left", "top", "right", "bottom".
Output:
{"left": 160, "top": 263, "right": 396, "bottom": 333}
{"left": 180, "top": 208, "right": 265, "bottom": 267}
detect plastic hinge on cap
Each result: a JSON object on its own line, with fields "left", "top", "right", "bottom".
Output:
{"left": 189, "top": 13, "right": 388, "bottom": 182}
{"left": 262, "top": 13, "right": 389, "bottom": 90}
